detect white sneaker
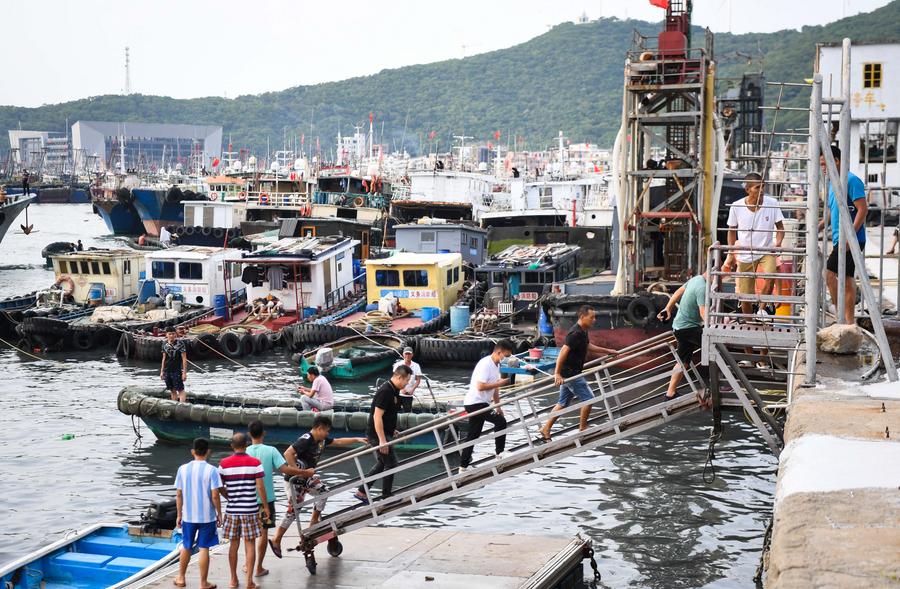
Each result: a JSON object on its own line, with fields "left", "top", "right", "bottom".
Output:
{"left": 494, "top": 451, "right": 506, "bottom": 461}
{"left": 457, "top": 466, "right": 468, "bottom": 474}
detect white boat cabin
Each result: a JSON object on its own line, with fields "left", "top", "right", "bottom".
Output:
{"left": 183, "top": 201, "right": 247, "bottom": 229}
{"left": 50, "top": 249, "right": 145, "bottom": 303}
{"left": 145, "top": 246, "right": 246, "bottom": 306}
{"left": 230, "top": 235, "right": 359, "bottom": 311}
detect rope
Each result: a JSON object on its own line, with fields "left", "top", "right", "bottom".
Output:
{"left": 0, "top": 335, "right": 60, "bottom": 362}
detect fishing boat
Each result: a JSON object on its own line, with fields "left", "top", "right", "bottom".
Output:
{"left": 298, "top": 333, "right": 406, "bottom": 380}
{"left": 118, "top": 386, "right": 455, "bottom": 451}
{"left": 0, "top": 191, "right": 37, "bottom": 246}
{"left": 131, "top": 185, "right": 207, "bottom": 237}
{"left": 90, "top": 177, "right": 146, "bottom": 236}
{"left": 0, "top": 292, "right": 38, "bottom": 336}
{"left": 0, "top": 523, "right": 182, "bottom": 589}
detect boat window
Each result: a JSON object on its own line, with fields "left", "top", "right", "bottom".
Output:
{"left": 101, "top": 262, "right": 111, "bottom": 275}
{"left": 80, "top": 261, "right": 90, "bottom": 274}
{"left": 470, "top": 237, "right": 479, "bottom": 248}
{"left": 491, "top": 272, "right": 505, "bottom": 284}
{"left": 544, "top": 272, "right": 554, "bottom": 283}
{"left": 152, "top": 261, "right": 176, "bottom": 279}
{"left": 524, "top": 272, "right": 542, "bottom": 284}
{"left": 403, "top": 270, "right": 429, "bottom": 287}
{"left": 58, "top": 261, "right": 68, "bottom": 273}
{"left": 476, "top": 271, "right": 489, "bottom": 283}
{"left": 453, "top": 266, "right": 459, "bottom": 283}
{"left": 446, "top": 268, "right": 453, "bottom": 284}
{"left": 91, "top": 261, "right": 101, "bottom": 274}
{"left": 375, "top": 269, "right": 400, "bottom": 287}
{"left": 123, "top": 260, "right": 131, "bottom": 275}
{"left": 179, "top": 262, "right": 203, "bottom": 280}
{"left": 420, "top": 232, "right": 435, "bottom": 243}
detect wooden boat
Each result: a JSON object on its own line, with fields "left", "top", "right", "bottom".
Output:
{"left": 298, "top": 333, "right": 406, "bottom": 380}
{"left": 0, "top": 523, "right": 182, "bottom": 589}
{"left": 118, "top": 386, "right": 458, "bottom": 452}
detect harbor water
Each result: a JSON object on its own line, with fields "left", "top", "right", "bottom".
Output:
{"left": 0, "top": 205, "right": 778, "bottom": 588}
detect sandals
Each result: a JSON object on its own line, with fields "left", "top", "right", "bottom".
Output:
{"left": 268, "top": 539, "right": 282, "bottom": 559}
{"left": 352, "top": 491, "right": 370, "bottom": 505}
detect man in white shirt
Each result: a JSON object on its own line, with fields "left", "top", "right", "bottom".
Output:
{"left": 459, "top": 340, "right": 514, "bottom": 472}
{"left": 392, "top": 347, "right": 422, "bottom": 412}
{"left": 723, "top": 172, "right": 785, "bottom": 316}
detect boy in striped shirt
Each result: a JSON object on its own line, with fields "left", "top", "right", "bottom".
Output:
{"left": 174, "top": 438, "right": 222, "bottom": 589}
{"left": 218, "top": 433, "right": 269, "bottom": 589}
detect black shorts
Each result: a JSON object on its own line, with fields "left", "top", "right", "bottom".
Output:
{"left": 259, "top": 501, "right": 276, "bottom": 529}
{"left": 674, "top": 327, "right": 703, "bottom": 366}
{"left": 398, "top": 395, "right": 413, "bottom": 413}
{"left": 163, "top": 371, "right": 184, "bottom": 391}
{"left": 826, "top": 246, "right": 861, "bottom": 278}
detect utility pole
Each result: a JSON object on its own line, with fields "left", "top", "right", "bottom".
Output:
{"left": 124, "top": 47, "right": 131, "bottom": 95}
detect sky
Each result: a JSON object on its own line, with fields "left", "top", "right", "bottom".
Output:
{"left": 3, "top": 0, "right": 892, "bottom": 107}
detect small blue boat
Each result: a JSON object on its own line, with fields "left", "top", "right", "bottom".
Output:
{"left": 0, "top": 523, "right": 182, "bottom": 589}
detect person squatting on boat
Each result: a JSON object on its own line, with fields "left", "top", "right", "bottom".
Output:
{"left": 173, "top": 437, "right": 222, "bottom": 589}
{"left": 246, "top": 420, "right": 309, "bottom": 578}
{"left": 721, "top": 172, "right": 785, "bottom": 318}
{"left": 298, "top": 366, "right": 334, "bottom": 412}
{"left": 218, "top": 433, "right": 268, "bottom": 589}
{"left": 268, "top": 416, "right": 366, "bottom": 558}
{"left": 658, "top": 270, "right": 708, "bottom": 403}
{"left": 458, "top": 340, "right": 514, "bottom": 473}
{"left": 392, "top": 346, "right": 423, "bottom": 412}
{"left": 539, "top": 306, "right": 617, "bottom": 442}
{"left": 161, "top": 327, "right": 188, "bottom": 403}
{"left": 818, "top": 145, "right": 869, "bottom": 325}
{"left": 352, "top": 364, "right": 413, "bottom": 503}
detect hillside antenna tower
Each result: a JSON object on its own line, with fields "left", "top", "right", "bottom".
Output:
{"left": 124, "top": 47, "right": 131, "bottom": 95}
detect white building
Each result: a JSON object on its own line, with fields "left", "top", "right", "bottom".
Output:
{"left": 817, "top": 42, "right": 899, "bottom": 209}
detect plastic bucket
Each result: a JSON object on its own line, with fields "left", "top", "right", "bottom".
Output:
{"left": 528, "top": 348, "right": 544, "bottom": 360}
{"left": 450, "top": 304, "right": 470, "bottom": 334}
{"left": 421, "top": 307, "right": 440, "bottom": 323}
{"left": 538, "top": 306, "right": 553, "bottom": 335}
{"left": 213, "top": 294, "right": 228, "bottom": 318}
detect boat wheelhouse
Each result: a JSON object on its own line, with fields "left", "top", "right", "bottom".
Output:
{"left": 393, "top": 221, "right": 488, "bottom": 267}
{"left": 204, "top": 175, "right": 248, "bottom": 203}
{"left": 364, "top": 252, "right": 463, "bottom": 311}
{"left": 50, "top": 249, "right": 145, "bottom": 304}
{"left": 145, "top": 246, "right": 247, "bottom": 307}
{"left": 390, "top": 170, "right": 493, "bottom": 223}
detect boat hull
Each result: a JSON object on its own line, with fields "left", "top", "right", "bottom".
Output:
{"left": 93, "top": 199, "right": 145, "bottom": 235}
{"left": 0, "top": 523, "right": 182, "bottom": 589}
{"left": 0, "top": 194, "right": 36, "bottom": 244}
{"left": 132, "top": 188, "right": 185, "bottom": 236}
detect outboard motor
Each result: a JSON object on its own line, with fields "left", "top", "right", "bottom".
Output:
{"left": 138, "top": 499, "right": 178, "bottom": 533}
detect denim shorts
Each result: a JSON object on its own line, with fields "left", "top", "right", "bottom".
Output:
{"left": 182, "top": 521, "right": 218, "bottom": 550}
{"left": 557, "top": 377, "right": 594, "bottom": 406}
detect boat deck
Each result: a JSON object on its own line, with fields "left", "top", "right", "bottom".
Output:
{"left": 135, "top": 525, "right": 585, "bottom": 589}
{"left": 196, "top": 310, "right": 299, "bottom": 331}
{"left": 337, "top": 311, "right": 424, "bottom": 332}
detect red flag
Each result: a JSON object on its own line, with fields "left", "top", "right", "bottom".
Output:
{"left": 494, "top": 130, "right": 501, "bottom": 141}
{"left": 649, "top": 0, "right": 668, "bottom": 8}
{"left": 487, "top": 141, "right": 493, "bottom": 150}
{"left": 428, "top": 130, "right": 437, "bottom": 140}
{"left": 212, "top": 158, "right": 220, "bottom": 167}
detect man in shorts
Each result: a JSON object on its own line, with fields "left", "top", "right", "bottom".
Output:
{"left": 218, "top": 433, "right": 269, "bottom": 589}
{"left": 246, "top": 421, "right": 308, "bottom": 578}
{"left": 268, "top": 416, "right": 366, "bottom": 558}
{"left": 723, "top": 172, "right": 785, "bottom": 317}
{"left": 818, "top": 145, "right": 868, "bottom": 324}
{"left": 173, "top": 437, "right": 222, "bottom": 589}
{"left": 539, "top": 306, "right": 617, "bottom": 441}
{"left": 657, "top": 271, "right": 708, "bottom": 401}
{"left": 160, "top": 327, "right": 188, "bottom": 402}
{"left": 392, "top": 347, "right": 422, "bottom": 412}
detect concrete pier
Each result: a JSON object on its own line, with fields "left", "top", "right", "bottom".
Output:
{"left": 135, "top": 525, "right": 586, "bottom": 589}
{"left": 766, "top": 355, "right": 900, "bottom": 588}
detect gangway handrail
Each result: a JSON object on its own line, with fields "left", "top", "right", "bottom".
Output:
{"left": 313, "top": 333, "right": 679, "bottom": 471}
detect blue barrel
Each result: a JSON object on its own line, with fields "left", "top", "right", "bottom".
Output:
{"left": 450, "top": 304, "right": 470, "bottom": 334}
{"left": 538, "top": 306, "right": 553, "bottom": 336}
{"left": 213, "top": 294, "right": 228, "bottom": 318}
{"left": 88, "top": 286, "right": 104, "bottom": 302}
{"left": 421, "top": 307, "right": 440, "bottom": 322}
{"left": 303, "top": 307, "right": 317, "bottom": 319}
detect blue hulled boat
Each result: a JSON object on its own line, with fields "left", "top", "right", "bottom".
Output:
{"left": 0, "top": 523, "right": 182, "bottom": 589}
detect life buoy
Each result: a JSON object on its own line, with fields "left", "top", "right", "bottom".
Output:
{"left": 259, "top": 192, "right": 270, "bottom": 205}
{"left": 353, "top": 196, "right": 365, "bottom": 207}
{"left": 625, "top": 296, "right": 655, "bottom": 328}
{"left": 209, "top": 192, "right": 219, "bottom": 201}
{"left": 238, "top": 191, "right": 247, "bottom": 201}
{"left": 55, "top": 275, "right": 75, "bottom": 295}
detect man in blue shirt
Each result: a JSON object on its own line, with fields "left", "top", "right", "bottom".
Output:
{"left": 174, "top": 438, "right": 223, "bottom": 589}
{"left": 819, "top": 145, "right": 868, "bottom": 324}
{"left": 657, "top": 271, "right": 708, "bottom": 400}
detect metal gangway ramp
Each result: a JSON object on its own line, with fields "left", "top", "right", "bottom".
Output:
{"left": 288, "top": 332, "right": 707, "bottom": 572}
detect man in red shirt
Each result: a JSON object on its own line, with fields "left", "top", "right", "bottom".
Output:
{"left": 218, "top": 433, "right": 269, "bottom": 589}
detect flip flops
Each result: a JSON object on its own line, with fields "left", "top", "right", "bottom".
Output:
{"left": 268, "top": 539, "right": 282, "bottom": 559}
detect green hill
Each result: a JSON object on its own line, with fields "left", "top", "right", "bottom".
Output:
{"left": 2, "top": 1, "right": 899, "bottom": 155}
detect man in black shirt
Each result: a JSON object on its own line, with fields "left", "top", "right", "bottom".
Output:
{"left": 352, "top": 365, "right": 413, "bottom": 503}
{"left": 268, "top": 416, "right": 364, "bottom": 558}
{"left": 539, "top": 306, "right": 617, "bottom": 441}
{"left": 160, "top": 327, "right": 188, "bottom": 402}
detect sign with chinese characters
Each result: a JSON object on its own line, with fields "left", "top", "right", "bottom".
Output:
{"left": 380, "top": 289, "right": 437, "bottom": 299}
{"left": 515, "top": 291, "right": 539, "bottom": 301}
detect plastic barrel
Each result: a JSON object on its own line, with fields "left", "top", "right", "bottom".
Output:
{"left": 450, "top": 304, "right": 470, "bottom": 334}
{"left": 303, "top": 307, "right": 317, "bottom": 319}
{"left": 421, "top": 307, "right": 440, "bottom": 323}
{"left": 538, "top": 306, "right": 553, "bottom": 336}
{"left": 213, "top": 294, "right": 228, "bottom": 318}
